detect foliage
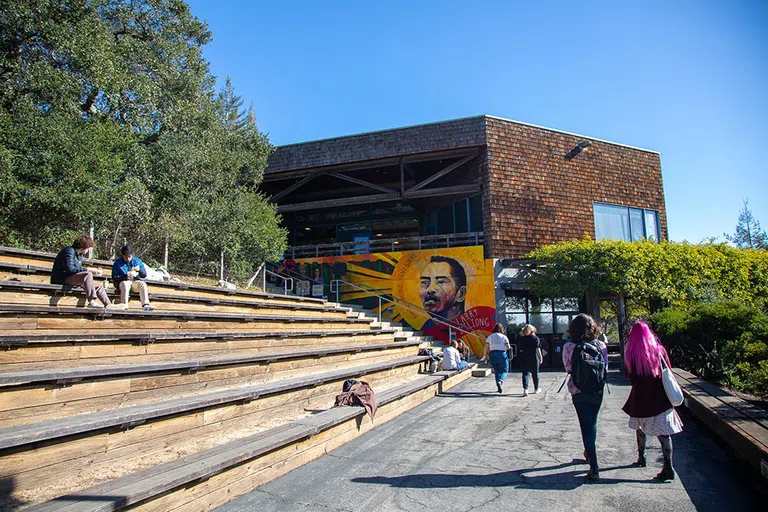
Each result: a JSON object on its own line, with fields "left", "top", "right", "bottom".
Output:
{"left": 527, "top": 238, "right": 768, "bottom": 312}
{"left": 650, "top": 302, "right": 768, "bottom": 397}
{"left": 724, "top": 199, "right": 767, "bottom": 250}
{"left": 0, "top": 0, "right": 287, "bottom": 281}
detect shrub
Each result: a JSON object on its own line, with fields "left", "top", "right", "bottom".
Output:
{"left": 650, "top": 301, "right": 768, "bottom": 397}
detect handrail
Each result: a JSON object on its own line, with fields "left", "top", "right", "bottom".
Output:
{"left": 263, "top": 261, "right": 488, "bottom": 348}
{"left": 265, "top": 269, "right": 293, "bottom": 295}
{"left": 328, "top": 277, "right": 487, "bottom": 348}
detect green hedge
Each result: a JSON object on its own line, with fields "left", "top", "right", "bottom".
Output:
{"left": 650, "top": 301, "right": 768, "bottom": 397}
{"left": 528, "top": 239, "right": 768, "bottom": 313}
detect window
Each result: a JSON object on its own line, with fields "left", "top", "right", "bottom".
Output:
{"left": 594, "top": 203, "right": 661, "bottom": 242}
{"left": 502, "top": 292, "right": 579, "bottom": 336}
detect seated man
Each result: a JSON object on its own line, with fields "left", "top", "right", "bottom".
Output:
{"left": 112, "top": 245, "right": 153, "bottom": 311}
{"left": 441, "top": 340, "right": 469, "bottom": 371}
{"left": 51, "top": 236, "right": 112, "bottom": 309}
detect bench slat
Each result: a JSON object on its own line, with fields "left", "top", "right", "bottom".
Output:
{"left": 0, "top": 355, "right": 428, "bottom": 450}
{"left": 21, "top": 373, "right": 457, "bottom": 512}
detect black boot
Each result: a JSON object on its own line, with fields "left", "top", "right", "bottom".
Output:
{"left": 654, "top": 461, "right": 675, "bottom": 481}
{"left": 636, "top": 454, "right": 647, "bottom": 467}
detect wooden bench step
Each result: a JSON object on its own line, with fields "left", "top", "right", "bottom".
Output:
{"left": 0, "top": 328, "right": 404, "bottom": 347}
{"left": 0, "top": 280, "right": 350, "bottom": 316}
{"left": 673, "top": 368, "right": 768, "bottom": 478}
{"left": 20, "top": 371, "right": 464, "bottom": 512}
{"left": 0, "top": 356, "right": 428, "bottom": 450}
{"left": 0, "top": 306, "right": 375, "bottom": 336}
{"left": 0, "top": 340, "right": 421, "bottom": 387}
{"left": 0, "top": 256, "right": 326, "bottom": 305}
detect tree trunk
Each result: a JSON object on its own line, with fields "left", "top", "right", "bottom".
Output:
{"left": 164, "top": 237, "right": 169, "bottom": 268}
{"left": 219, "top": 251, "right": 225, "bottom": 281}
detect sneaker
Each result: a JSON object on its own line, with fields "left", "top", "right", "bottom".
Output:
{"left": 535, "top": 388, "right": 542, "bottom": 394}
{"left": 497, "top": 382, "right": 503, "bottom": 394}
{"left": 87, "top": 301, "right": 102, "bottom": 309}
{"left": 523, "top": 390, "right": 529, "bottom": 397}
{"left": 142, "top": 304, "right": 154, "bottom": 312}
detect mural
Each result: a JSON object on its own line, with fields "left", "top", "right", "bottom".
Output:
{"left": 286, "top": 246, "right": 496, "bottom": 356}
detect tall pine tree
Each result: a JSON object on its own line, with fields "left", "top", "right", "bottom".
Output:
{"left": 726, "top": 199, "right": 768, "bottom": 250}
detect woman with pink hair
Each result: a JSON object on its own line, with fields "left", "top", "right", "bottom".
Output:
{"left": 622, "top": 322, "right": 683, "bottom": 481}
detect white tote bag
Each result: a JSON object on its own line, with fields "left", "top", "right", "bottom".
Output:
{"left": 659, "top": 354, "right": 684, "bottom": 406}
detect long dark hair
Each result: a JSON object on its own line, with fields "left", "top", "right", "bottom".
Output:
{"left": 493, "top": 323, "right": 504, "bottom": 334}
{"left": 568, "top": 313, "right": 601, "bottom": 342}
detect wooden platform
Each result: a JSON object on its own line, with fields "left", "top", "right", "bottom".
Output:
{"left": 0, "top": 245, "right": 476, "bottom": 511}
{"left": 673, "top": 368, "right": 768, "bottom": 479}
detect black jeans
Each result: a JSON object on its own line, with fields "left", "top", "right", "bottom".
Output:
{"left": 573, "top": 391, "right": 604, "bottom": 471}
{"left": 521, "top": 362, "right": 539, "bottom": 391}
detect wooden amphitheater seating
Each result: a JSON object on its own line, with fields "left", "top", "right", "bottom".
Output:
{"left": 0, "top": 245, "right": 471, "bottom": 511}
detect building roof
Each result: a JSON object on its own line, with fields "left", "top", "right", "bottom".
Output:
{"left": 266, "top": 114, "right": 658, "bottom": 175}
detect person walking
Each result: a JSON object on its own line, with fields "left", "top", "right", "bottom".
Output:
{"left": 51, "top": 236, "right": 112, "bottom": 309}
{"left": 562, "top": 313, "right": 608, "bottom": 481}
{"left": 482, "top": 323, "right": 511, "bottom": 393}
{"left": 622, "top": 322, "right": 683, "bottom": 481}
{"left": 518, "top": 324, "right": 543, "bottom": 396}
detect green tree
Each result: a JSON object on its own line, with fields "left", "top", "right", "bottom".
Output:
{"left": 725, "top": 199, "right": 767, "bottom": 250}
{"left": 0, "top": 0, "right": 212, "bottom": 250}
{"left": 0, "top": 0, "right": 287, "bottom": 277}
{"left": 217, "top": 76, "right": 248, "bottom": 134}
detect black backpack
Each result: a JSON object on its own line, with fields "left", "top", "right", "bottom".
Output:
{"left": 571, "top": 340, "right": 607, "bottom": 393}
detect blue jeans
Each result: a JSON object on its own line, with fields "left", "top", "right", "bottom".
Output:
{"left": 489, "top": 350, "right": 508, "bottom": 385}
{"left": 573, "top": 392, "right": 603, "bottom": 471}
{"left": 522, "top": 362, "right": 540, "bottom": 391}
{"left": 455, "top": 360, "right": 469, "bottom": 371}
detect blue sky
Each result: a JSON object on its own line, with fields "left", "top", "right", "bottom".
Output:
{"left": 186, "top": 0, "right": 767, "bottom": 243}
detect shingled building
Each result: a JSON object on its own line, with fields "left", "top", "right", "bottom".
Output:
{"left": 262, "top": 115, "right": 666, "bottom": 259}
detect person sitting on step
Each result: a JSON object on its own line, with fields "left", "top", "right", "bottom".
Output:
{"left": 112, "top": 245, "right": 154, "bottom": 311}
{"left": 51, "top": 236, "right": 113, "bottom": 309}
{"left": 441, "top": 340, "right": 469, "bottom": 371}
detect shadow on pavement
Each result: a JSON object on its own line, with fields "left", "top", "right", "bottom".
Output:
{"left": 352, "top": 460, "right": 652, "bottom": 491}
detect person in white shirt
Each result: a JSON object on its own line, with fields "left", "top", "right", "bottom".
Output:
{"left": 441, "top": 341, "right": 469, "bottom": 371}
{"left": 482, "top": 323, "right": 512, "bottom": 393}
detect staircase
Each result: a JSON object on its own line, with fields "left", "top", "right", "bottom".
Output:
{"left": 0, "top": 246, "right": 471, "bottom": 511}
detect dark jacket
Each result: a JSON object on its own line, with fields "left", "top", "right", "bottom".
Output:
{"left": 51, "top": 246, "right": 86, "bottom": 284}
{"left": 518, "top": 335, "right": 541, "bottom": 369}
{"left": 622, "top": 371, "right": 673, "bottom": 418}
{"left": 112, "top": 256, "right": 148, "bottom": 288}
{"left": 334, "top": 381, "right": 378, "bottom": 419}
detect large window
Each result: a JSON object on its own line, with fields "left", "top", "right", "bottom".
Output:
{"left": 594, "top": 203, "right": 661, "bottom": 242}
{"left": 502, "top": 293, "right": 579, "bottom": 336}
{"left": 422, "top": 194, "right": 484, "bottom": 236}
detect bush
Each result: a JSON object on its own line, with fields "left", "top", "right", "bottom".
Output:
{"left": 650, "top": 301, "right": 768, "bottom": 397}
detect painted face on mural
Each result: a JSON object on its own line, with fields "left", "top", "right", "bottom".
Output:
{"left": 419, "top": 259, "right": 467, "bottom": 320}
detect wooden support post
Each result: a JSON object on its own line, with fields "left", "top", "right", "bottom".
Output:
{"left": 617, "top": 293, "right": 627, "bottom": 372}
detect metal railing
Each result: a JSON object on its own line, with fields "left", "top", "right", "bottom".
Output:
{"left": 264, "top": 269, "right": 294, "bottom": 295}
{"left": 260, "top": 261, "right": 489, "bottom": 351}
{"left": 328, "top": 277, "right": 488, "bottom": 349}
{"left": 284, "top": 232, "right": 484, "bottom": 259}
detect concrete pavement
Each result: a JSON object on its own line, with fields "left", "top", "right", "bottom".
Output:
{"left": 216, "top": 369, "right": 765, "bottom": 512}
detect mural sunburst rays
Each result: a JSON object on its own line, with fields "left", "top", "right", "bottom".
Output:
{"left": 292, "top": 246, "right": 496, "bottom": 356}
